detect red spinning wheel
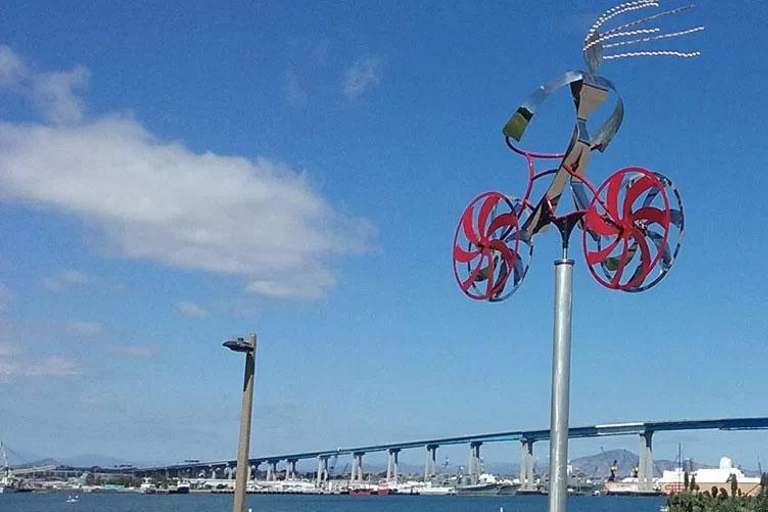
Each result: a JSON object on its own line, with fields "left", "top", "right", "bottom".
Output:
{"left": 583, "top": 167, "right": 684, "bottom": 292}
{"left": 453, "top": 192, "right": 533, "bottom": 301}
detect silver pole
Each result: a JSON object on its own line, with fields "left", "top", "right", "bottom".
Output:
{"left": 232, "top": 334, "right": 257, "bottom": 512}
{"left": 548, "top": 258, "right": 574, "bottom": 512}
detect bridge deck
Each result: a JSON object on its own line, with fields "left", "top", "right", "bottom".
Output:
{"left": 136, "top": 416, "right": 768, "bottom": 473}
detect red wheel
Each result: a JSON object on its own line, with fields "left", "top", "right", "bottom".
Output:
{"left": 582, "top": 167, "right": 684, "bottom": 292}
{"left": 453, "top": 192, "right": 533, "bottom": 301}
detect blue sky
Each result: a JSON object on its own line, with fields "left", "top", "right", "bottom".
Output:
{"left": 1, "top": 0, "right": 766, "bottom": 473}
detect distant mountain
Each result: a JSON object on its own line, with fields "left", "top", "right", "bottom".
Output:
{"left": 58, "top": 454, "right": 137, "bottom": 468}
{"left": 12, "top": 458, "right": 59, "bottom": 469}
{"left": 568, "top": 449, "right": 739, "bottom": 479}
{"left": 7, "top": 452, "right": 168, "bottom": 470}
{"left": 3, "top": 447, "right": 45, "bottom": 466}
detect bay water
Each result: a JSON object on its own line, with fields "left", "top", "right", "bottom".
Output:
{"left": 2, "top": 493, "right": 665, "bottom": 512}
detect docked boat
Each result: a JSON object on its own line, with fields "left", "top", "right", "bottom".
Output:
{"left": 169, "top": 480, "right": 191, "bottom": 494}
{"left": 139, "top": 478, "right": 157, "bottom": 494}
{"left": 419, "top": 483, "right": 456, "bottom": 496}
{"left": 455, "top": 474, "right": 518, "bottom": 496}
{"left": 0, "top": 443, "right": 28, "bottom": 494}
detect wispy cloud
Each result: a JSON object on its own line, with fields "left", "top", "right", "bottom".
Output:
{"left": 0, "top": 284, "right": 13, "bottom": 311}
{"left": 109, "top": 345, "right": 157, "bottom": 358}
{"left": 32, "top": 66, "right": 89, "bottom": 125}
{"left": 284, "top": 69, "right": 307, "bottom": 107}
{"left": 311, "top": 39, "right": 332, "bottom": 64}
{"left": 0, "top": 354, "right": 81, "bottom": 381}
{"left": 0, "top": 45, "right": 87, "bottom": 124}
{"left": 65, "top": 321, "right": 103, "bottom": 337}
{"left": 42, "top": 269, "right": 91, "bottom": 292}
{"left": 0, "top": 322, "right": 82, "bottom": 383}
{"left": 176, "top": 301, "right": 208, "bottom": 317}
{"left": 343, "top": 55, "right": 381, "bottom": 100}
{"left": 0, "top": 340, "right": 20, "bottom": 357}
{"left": 0, "top": 46, "right": 27, "bottom": 86}
{"left": 0, "top": 46, "right": 374, "bottom": 300}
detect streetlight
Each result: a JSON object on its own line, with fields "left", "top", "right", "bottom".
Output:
{"left": 224, "top": 334, "right": 257, "bottom": 512}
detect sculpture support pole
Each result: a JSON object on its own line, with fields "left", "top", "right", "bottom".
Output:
{"left": 548, "top": 256, "right": 574, "bottom": 512}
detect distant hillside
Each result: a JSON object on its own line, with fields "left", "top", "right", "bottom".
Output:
{"left": 12, "top": 458, "right": 59, "bottom": 469}
{"left": 571, "top": 448, "right": 639, "bottom": 477}
{"left": 569, "top": 449, "right": 738, "bottom": 478}
{"left": 3, "top": 447, "right": 45, "bottom": 466}
{"left": 58, "top": 454, "right": 137, "bottom": 468}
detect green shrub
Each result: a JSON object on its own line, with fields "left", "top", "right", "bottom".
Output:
{"left": 668, "top": 488, "right": 768, "bottom": 512}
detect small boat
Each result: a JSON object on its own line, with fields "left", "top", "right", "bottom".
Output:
{"left": 168, "top": 481, "right": 191, "bottom": 494}
{"left": 65, "top": 495, "right": 79, "bottom": 503}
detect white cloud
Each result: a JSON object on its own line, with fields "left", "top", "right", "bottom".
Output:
{"left": 176, "top": 301, "right": 208, "bottom": 317}
{"left": 65, "top": 321, "right": 103, "bottom": 337}
{"left": 0, "top": 47, "right": 374, "bottom": 300}
{"left": 42, "top": 269, "right": 91, "bottom": 292}
{"left": 343, "top": 56, "right": 381, "bottom": 100}
{"left": 110, "top": 345, "right": 157, "bottom": 358}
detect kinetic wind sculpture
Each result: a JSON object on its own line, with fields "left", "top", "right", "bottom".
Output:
{"left": 451, "top": 3, "right": 702, "bottom": 512}
{"left": 452, "top": 1, "right": 702, "bottom": 301}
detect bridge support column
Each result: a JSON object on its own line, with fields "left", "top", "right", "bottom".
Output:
{"left": 316, "top": 457, "right": 329, "bottom": 486}
{"left": 424, "top": 445, "right": 438, "bottom": 481}
{"left": 386, "top": 449, "right": 400, "bottom": 483}
{"left": 638, "top": 431, "right": 654, "bottom": 492}
{"left": 469, "top": 442, "right": 482, "bottom": 482}
{"left": 357, "top": 453, "right": 364, "bottom": 482}
{"left": 211, "top": 468, "right": 217, "bottom": 480}
{"left": 520, "top": 439, "right": 536, "bottom": 491}
{"left": 349, "top": 453, "right": 364, "bottom": 485}
{"left": 266, "top": 461, "right": 277, "bottom": 482}
{"left": 287, "top": 459, "right": 297, "bottom": 480}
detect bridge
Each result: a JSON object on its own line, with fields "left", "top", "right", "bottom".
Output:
{"left": 133, "top": 416, "right": 768, "bottom": 492}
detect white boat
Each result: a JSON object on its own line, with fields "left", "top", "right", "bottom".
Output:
{"left": 139, "top": 478, "right": 157, "bottom": 494}
{"left": 169, "top": 480, "right": 191, "bottom": 494}
{"left": 65, "top": 495, "right": 79, "bottom": 503}
{"left": 455, "top": 473, "right": 519, "bottom": 496}
{"left": 419, "top": 482, "right": 456, "bottom": 495}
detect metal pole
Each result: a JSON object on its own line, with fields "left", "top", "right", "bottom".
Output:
{"left": 548, "top": 258, "right": 573, "bottom": 512}
{"left": 232, "top": 334, "right": 257, "bottom": 512}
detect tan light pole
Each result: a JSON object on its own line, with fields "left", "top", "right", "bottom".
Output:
{"left": 224, "top": 334, "right": 257, "bottom": 512}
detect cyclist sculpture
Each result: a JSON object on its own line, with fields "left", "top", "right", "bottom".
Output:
{"left": 452, "top": 1, "right": 702, "bottom": 301}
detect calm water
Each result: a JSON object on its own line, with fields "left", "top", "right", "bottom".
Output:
{"left": 1, "top": 493, "right": 665, "bottom": 512}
